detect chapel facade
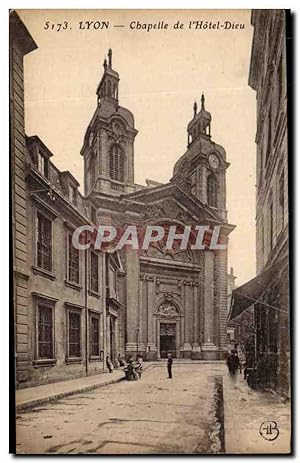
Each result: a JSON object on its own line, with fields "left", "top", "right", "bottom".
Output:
{"left": 82, "top": 50, "right": 235, "bottom": 361}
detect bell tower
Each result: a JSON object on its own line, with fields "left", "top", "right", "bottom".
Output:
{"left": 81, "top": 49, "right": 138, "bottom": 196}
{"left": 172, "top": 95, "right": 229, "bottom": 220}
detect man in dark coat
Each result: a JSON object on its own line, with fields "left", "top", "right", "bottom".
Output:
{"left": 167, "top": 353, "right": 173, "bottom": 379}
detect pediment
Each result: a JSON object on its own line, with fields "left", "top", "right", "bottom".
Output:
{"left": 142, "top": 197, "right": 197, "bottom": 225}
{"left": 124, "top": 183, "right": 225, "bottom": 225}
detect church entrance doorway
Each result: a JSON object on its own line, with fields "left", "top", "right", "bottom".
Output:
{"left": 160, "top": 322, "right": 176, "bottom": 358}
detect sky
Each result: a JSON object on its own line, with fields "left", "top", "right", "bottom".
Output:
{"left": 17, "top": 9, "right": 257, "bottom": 286}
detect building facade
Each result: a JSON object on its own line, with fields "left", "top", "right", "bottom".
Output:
{"left": 11, "top": 13, "right": 234, "bottom": 388}
{"left": 230, "top": 10, "right": 289, "bottom": 396}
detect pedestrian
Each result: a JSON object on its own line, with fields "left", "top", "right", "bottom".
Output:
{"left": 117, "top": 353, "right": 125, "bottom": 367}
{"left": 106, "top": 355, "right": 114, "bottom": 373}
{"left": 167, "top": 352, "right": 173, "bottom": 379}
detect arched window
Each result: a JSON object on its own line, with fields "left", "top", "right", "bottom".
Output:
{"left": 107, "top": 80, "right": 111, "bottom": 97}
{"left": 207, "top": 174, "right": 218, "bottom": 208}
{"left": 109, "top": 144, "right": 125, "bottom": 182}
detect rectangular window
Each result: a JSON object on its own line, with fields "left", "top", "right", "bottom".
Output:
{"left": 68, "top": 311, "right": 81, "bottom": 358}
{"left": 68, "top": 233, "right": 79, "bottom": 283}
{"left": 37, "top": 212, "right": 52, "bottom": 271}
{"left": 90, "top": 251, "right": 99, "bottom": 293}
{"left": 37, "top": 152, "right": 49, "bottom": 178}
{"left": 37, "top": 304, "right": 53, "bottom": 359}
{"left": 37, "top": 152, "right": 44, "bottom": 175}
{"left": 90, "top": 316, "right": 100, "bottom": 357}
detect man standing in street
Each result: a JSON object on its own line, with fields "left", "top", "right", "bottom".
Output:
{"left": 167, "top": 353, "right": 173, "bottom": 379}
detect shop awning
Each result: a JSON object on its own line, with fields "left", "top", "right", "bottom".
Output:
{"left": 228, "top": 256, "right": 288, "bottom": 320}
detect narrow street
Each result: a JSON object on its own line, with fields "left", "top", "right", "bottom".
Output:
{"left": 16, "top": 363, "right": 291, "bottom": 454}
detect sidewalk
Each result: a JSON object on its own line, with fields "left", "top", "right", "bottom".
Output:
{"left": 16, "top": 369, "right": 125, "bottom": 412}
{"left": 223, "top": 371, "right": 291, "bottom": 454}
{"left": 16, "top": 363, "right": 155, "bottom": 412}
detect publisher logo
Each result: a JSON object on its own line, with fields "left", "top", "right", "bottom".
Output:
{"left": 259, "top": 421, "right": 279, "bottom": 441}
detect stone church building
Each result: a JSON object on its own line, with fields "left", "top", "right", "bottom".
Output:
{"left": 11, "top": 13, "right": 234, "bottom": 387}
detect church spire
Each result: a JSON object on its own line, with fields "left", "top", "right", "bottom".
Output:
{"left": 108, "top": 48, "right": 112, "bottom": 68}
{"left": 96, "top": 48, "right": 119, "bottom": 104}
{"left": 187, "top": 94, "right": 212, "bottom": 145}
{"left": 193, "top": 101, "right": 197, "bottom": 117}
{"left": 201, "top": 93, "right": 205, "bottom": 110}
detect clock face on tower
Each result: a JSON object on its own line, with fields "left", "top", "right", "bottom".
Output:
{"left": 208, "top": 153, "right": 220, "bottom": 169}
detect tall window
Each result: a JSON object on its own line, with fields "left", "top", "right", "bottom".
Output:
{"left": 37, "top": 212, "right": 52, "bottom": 271}
{"left": 90, "top": 316, "right": 100, "bottom": 357}
{"left": 207, "top": 174, "right": 218, "bottom": 208}
{"left": 109, "top": 144, "right": 125, "bottom": 182}
{"left": 37, "top": 152, "right": 49, "bottom": 178}
{"left": 90, "top": 251, "right": 99, "bottom": 293}
{"left": 68, "top": 311, "right": 81, "bottom": 358}
{"left": 37, "top": 303, "right": 54, "bottom": 359}
{"left": 68, "top": 233, "right": 79, "bottom": 283}
{"left": 278, "top": 170, "right": 285, "bottom": 231}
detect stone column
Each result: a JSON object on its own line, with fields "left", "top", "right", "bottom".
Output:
{"left": 202, "top": 251, "right": 218, "bottom": 359}
{"left": 99, "top": 129, "right": 107, "bottom": 176}
{"left": 138, "top": 275, "right": 145, "bottom": 355}
{"left": 145, "top": 275, "right": 156, "bottom": 360}
{"left": 182, "top": 279, "right": 192, "bottom": 358}
{"left": 192, "top": 281, "right": 201, "bottom": 359}
{"left": 127, "top": 137, "right": 135, "bottom": 184}
{"left": 125, "top": 249, "right": 139, "bottom": 359}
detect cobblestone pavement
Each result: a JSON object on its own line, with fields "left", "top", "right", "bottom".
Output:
{"left": 16, "top": 362, "right": 291, "bottom": 455}
{"left": 16, "top": 363, "right": 225, "bottom": 454}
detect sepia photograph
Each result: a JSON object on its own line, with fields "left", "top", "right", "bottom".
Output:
{"left": 10, "top": 9, "right": 291, "bottom": 454}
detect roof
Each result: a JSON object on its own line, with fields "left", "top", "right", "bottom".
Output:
{"left": 228, "top": 255, "right": 288, "bottom": 320}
